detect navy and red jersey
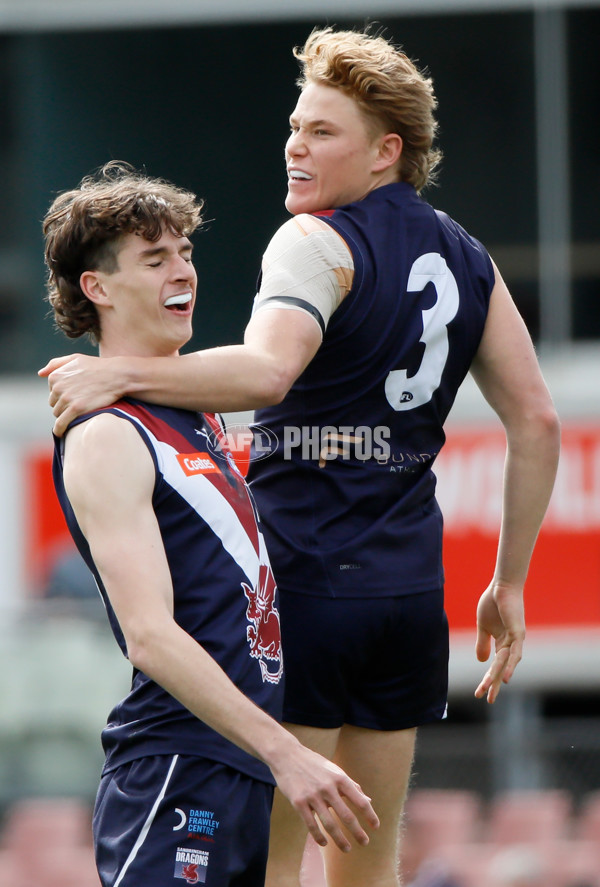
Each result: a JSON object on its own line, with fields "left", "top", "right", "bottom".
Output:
{"left": 248, "top": 182, "right": 494, "bottom": 598}
{"left": 53, "top": 399, "right": 283, "bottom": 784}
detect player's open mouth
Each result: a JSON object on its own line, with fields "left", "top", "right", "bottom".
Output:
{"left": 164, "top": 292, "right": 193, "bottom": 311}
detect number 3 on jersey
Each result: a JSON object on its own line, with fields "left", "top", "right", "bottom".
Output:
{"left": 385, "top": 252, "right": 459, "bottom": 411}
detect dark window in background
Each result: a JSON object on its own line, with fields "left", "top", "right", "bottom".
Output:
{"left": 569, "top": 8, "right": 600, "bottom": 340}
{"left": 0, "top": 37, "right": 11, "bottom": 249}
{"left": 0, "top": 36, "right": 21, "bottom": 365}
{"left": 0, "top": 9, "right": 596, "bottom": 373}
{"left": 0, "top": 38, "right": 16, "bottom": 159}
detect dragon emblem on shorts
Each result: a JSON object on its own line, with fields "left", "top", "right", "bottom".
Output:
{"left": 181, "top": 863, "right": 200, "bottom": 884}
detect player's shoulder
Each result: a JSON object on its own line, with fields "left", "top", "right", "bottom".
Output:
{"left": 267, "top": 214, "right": 351, "bottom": 267}
{"left": 63, "top": 411, "right": 156, "bottom": 510}
{"left": 434, "top": 207, "right": 486, "bottom": 249}
{"left": 293, "top": 213, "right": 334, "bottom": 235}
{"left": 271, "top": 213, "right": 333, "bottom": 238}
{"left": 64, "top": 410, "right": 145, "bottom": 467}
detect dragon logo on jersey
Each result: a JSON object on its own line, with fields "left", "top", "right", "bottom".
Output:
{"left": 242, "top": 560, "right": 283, "bottom": 684}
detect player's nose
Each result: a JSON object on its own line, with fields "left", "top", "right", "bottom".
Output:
{"left": 171, "top": 253, "right": 195, "bottom": 282}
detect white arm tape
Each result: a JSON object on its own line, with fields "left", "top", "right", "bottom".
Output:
{"left": 252, "top": 215, "right": 354, "bottom": 337}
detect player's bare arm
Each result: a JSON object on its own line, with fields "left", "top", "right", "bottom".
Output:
{"left": 40, "top": 307, "right": 321, "bottom": 435}
{"left": 63, "top": 413, "right": 379, "bottom": 850}
{"left": 39, "top": 306, "right": 321, "bottom": 434}
{"left": 469, "top": 263, "right": 561, "bottom": 703}
{"left": 39, "top": 216, "right": 353, "bottom": 436}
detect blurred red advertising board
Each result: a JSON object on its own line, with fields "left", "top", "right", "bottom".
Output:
{"left": 437, "top": 423, "right": 600, "bottom": 630}
{"left": 23, "top": 423, "right": 600, "bottom": 630}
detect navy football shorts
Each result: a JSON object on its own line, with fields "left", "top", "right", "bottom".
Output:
{"left": 279, "top": 589, "right": 449, "bottom": 730}
{"left": 93, "top": 754, "right": 273, "bottom": 887}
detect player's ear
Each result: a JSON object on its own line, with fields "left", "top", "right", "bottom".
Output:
{"left": 373, "top": 133, "right": 402, "bottom": 172}
{"left": 80, "top": 270, "right": 111, "bottom": 306}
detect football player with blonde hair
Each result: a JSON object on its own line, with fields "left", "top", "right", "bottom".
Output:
{"left": 42, "top": 28, "right": 559, "bottom": 887}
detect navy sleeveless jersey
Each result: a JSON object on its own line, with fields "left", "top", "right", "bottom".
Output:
{"left": 53, "top": 399, "right": 283, "bottom": 783}
{"left": 248, "top": 182, "right": 494, "bottom": 598}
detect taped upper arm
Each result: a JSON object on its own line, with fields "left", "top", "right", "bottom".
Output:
{"left": 253, "top": 214, "right": 354, "bottom": 338}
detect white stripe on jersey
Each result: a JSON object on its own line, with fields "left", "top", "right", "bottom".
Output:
{"left": 121, "top": 413, "right": 260, "bottom": 590}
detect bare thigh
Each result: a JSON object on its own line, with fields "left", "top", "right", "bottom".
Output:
{"left": 265, "top": 723, "right": 416, "bottom": 887}
{"left": 265, "top": 724, "right": 340, "bottom": 887}
{"left": 324, "top": 724, "right": 417, "bottom": 887}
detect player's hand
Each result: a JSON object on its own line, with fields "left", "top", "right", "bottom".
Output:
{"left": 474, "top": 582, "right": 525, "bottom": 704}
{"left": 271, "top": 744, "right": 379, "bottom": 853}
{"left": 38, "top": 354, "right": 123, "bottom": 436}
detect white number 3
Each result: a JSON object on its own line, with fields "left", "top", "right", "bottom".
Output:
{"left": 384, "top": 252, "right": 459, "bottom": 411}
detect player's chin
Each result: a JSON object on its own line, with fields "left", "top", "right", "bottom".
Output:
{"left": 284, "top": 190, "right": 319, "bottom": 216}
{"left": 163, "top": 320, "right": 193, "bottom": 352}
{"left": 284, "top": 192, "right": 303, "bottom": 215}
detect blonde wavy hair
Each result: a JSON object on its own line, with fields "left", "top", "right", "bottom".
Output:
{"left": 43, "top": 161, "right": 203, "bottom": 343}
{"left": 294, "top": 27, "right": 442, "bottom": 192}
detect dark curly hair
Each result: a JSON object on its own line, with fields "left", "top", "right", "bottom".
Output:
{"left": 43, "top": 161, "right": 204, "bottom": 343}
